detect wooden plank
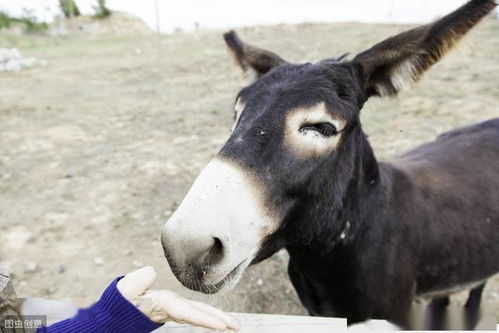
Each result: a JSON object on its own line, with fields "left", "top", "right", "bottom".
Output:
{"left": 154, "top": 313, "right": 347, "bottom": 333}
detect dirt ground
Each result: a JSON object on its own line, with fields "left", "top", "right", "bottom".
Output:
{"left": 1, "top": 17, "right": 498, "bottom": 321}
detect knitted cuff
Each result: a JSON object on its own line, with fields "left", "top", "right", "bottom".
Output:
{"left": 38, "top": 277, "right": 162, "bottom": 333}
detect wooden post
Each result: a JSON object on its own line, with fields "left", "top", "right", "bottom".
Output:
{"left": 154, "top": 0, "right": 161, "bottom": 34}
{"left": 0, "top": 267, "right": 24, "bottom": 332}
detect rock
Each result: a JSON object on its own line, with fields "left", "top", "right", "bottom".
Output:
{"left": 0, "top": 48, "right": 45, "bottom": 72}
{"left": 132, "top": 260, "right": 144, "bottom": 268}
{"left": 256, "top": 278, "right": 263, "bottom": 286}
{"left": 94, "top": 257, "right": 105, "bottom": 266}
{"left": 24, "top": 261, "right": 39, "bottom": 273}
{"left": 123, "top": 249, "right": 132, "bottom": 256}
{"left": 57, "top": 265, "right": 66, "bottom": 274}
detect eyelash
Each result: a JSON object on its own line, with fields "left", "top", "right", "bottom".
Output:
{"left": 299, "top": 123, "right": 338, "bottom": 137}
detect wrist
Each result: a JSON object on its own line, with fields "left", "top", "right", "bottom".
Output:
{"left": 93, "top": 277, "right": 162, "bottom": 333}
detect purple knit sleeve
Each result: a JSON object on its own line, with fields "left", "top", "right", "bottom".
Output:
{"left": 36, "top": 277, "right": 162, "bottom": 333}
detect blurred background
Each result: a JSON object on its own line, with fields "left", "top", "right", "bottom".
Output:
{"left": 0, "top": 0, "right": 498, "bottom": 323}
{"left": 1, "top": 0, "right": 499, "bottom": 33}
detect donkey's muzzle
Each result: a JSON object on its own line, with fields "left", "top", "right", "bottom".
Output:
{"left": 160, "top": 157, "right": 277, "bottom": 293}
{"left": 161, "top": 221, "right": 228, "bottom": 290}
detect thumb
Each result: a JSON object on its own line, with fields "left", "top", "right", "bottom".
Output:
{"left": 117, "top": 266, "right": 157, "bottom": 301}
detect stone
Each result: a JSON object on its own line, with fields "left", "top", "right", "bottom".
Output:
{"left": 24, "top": 262, "right": 39, "bottom": 273}
{"left": 94, "top": 257, "right": 104, "bottom": 266}
{"left": 132, "top": 260, "right": 144, "bottom": 268}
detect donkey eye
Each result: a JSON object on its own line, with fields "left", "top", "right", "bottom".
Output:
{"left": 299, "top": 123, "right": 338, "bottom": 137}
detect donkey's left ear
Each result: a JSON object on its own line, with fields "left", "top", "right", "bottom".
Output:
{"left": 224, "top": 30, "right": 288, "bottom": 83}
{"left": 353, "top": 0, "right": 497, "bottom": 97}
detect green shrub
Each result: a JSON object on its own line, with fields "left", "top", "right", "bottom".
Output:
{"left": 0, "top": 11, "right": 12, "bottom": 29}
{"left": 0, "top": 10, "right": 48, "bottom": 32}
{"left": 59, "top": 0, "right": 81, "bottom": 18}
{"left": 20, "top": 8, "right": 48, "bottom": 32}
{"left": 94, "top": 0, "right": 111, "bottom": 19}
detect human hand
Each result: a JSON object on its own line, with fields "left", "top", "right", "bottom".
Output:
{"left": 117, "top": 266, "right": 240, "bottom": 331}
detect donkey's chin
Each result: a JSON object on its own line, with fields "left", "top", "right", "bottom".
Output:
{"left": 204, "top": 260, "right": 249, "bottom": 294}
{"left": 174, "top": 259, "right": 250, "bottom": 295}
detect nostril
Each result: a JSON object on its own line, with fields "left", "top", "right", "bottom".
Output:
{"left": 208, "top": 237, "right": 224, "bottom": 265}
{"left": 213, "top": 237, "right": 223, "bottom": 252}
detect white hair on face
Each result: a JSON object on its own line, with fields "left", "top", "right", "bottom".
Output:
{"left": 231, "top": 97, "right": 246, "bottom": 132}
{"left": 284, "top": 102, "right": 346, "bottom": 158}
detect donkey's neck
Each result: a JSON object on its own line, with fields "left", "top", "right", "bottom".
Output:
{"left": 285, "top": 154, "right": 415, "bottom": 275}
{"left": 285, "top": 160, "right": 417, "bottom": 319}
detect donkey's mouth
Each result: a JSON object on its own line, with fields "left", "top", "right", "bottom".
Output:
{"left": 195, "top": 259, "right": 249, "bottom": 294}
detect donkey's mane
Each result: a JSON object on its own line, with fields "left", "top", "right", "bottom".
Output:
{"left": 322, "top": 53, "right": 350, "bottom": 64}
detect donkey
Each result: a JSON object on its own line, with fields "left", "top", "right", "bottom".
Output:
{"left": 162, "top": 0, "right": 499, "bottom": 327}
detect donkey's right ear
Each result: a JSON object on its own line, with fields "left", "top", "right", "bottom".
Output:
{"left": 224, "top": 30, "right": 288, "bottom": 83}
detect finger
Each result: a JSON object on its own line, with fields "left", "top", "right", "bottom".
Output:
{"left": 138, "top": 290, "right": 182, "bottom": 323}
{"left": 164, "top": 297, "right": 229, "bottom": 331}
{"left": 189, "top": 301, "right": 241, "bottom": 331}
{"left": 117, "top": 266, "right": 157, "bottom": 300}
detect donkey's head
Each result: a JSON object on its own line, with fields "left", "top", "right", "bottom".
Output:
{"left": 162, "top": 0, "right": 496, "bottom": 294}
